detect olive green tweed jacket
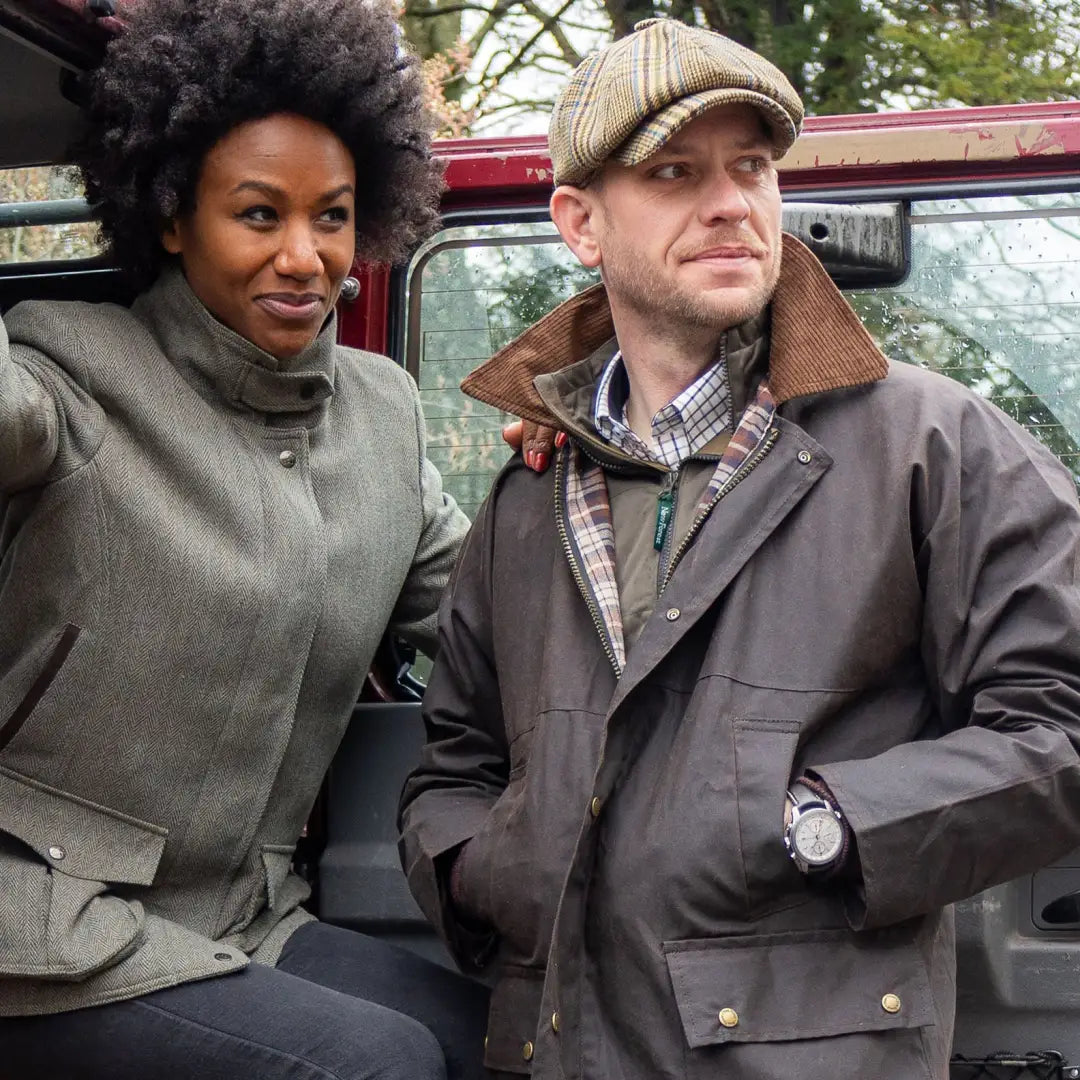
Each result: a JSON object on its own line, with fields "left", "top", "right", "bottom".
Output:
{"left": 0, "top": 267, "right": 467, "bottom": 1015}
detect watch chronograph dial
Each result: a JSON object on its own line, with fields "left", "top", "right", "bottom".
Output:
{"left": 793, "top": 808, "right": 843, "bottom": 864}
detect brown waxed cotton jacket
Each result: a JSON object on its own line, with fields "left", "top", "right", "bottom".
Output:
{"left": 399, "top": 236, "right": 1080, "bottom": 1080}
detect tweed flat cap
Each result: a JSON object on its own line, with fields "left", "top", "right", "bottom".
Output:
{"left": 549, "top": 18, "right": 804, "bottom": 186}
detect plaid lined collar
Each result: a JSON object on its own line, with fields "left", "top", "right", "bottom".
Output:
{"left": 593, "top": 346, "right": 732, "bottom": 468}
{"left": 561, "top": 378, "right": 778, "bottom": 674}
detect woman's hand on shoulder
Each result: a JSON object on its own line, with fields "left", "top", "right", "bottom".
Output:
{"left": 502, "top": 420, "right": 565, "bottom": 473}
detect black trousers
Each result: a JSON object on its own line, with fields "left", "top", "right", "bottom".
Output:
{"left": 0, "top": 922, "right": 490, "bottom": 1080}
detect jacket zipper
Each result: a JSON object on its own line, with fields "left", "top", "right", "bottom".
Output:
{"left": 554, "top": 449, "right": 623, "bottom": 677}
{"left": 660, "top": 426, "right": 781, "bottom": 593}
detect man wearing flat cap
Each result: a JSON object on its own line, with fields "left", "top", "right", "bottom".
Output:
{"left": 400, "top": 18, "right": 1080, "bottom": 1079}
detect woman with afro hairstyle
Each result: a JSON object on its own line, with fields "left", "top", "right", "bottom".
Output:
{"left": 0, "top": 0, "right": 496, "bottom": 1076}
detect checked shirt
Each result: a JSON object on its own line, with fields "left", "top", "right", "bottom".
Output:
{"left": 563, "top": 353, "right": 776, "bottom": 672}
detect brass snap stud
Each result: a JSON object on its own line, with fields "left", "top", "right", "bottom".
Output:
{"left": 590, "top": 796, "right": 602, "bottom": 818}
{"left": 551, "top": 1011, "right": 560, "bottom": 1033}
{"left": 718, "top": 1008, "right": 739, "bottom": 1028}
{"left": 665, "top": 607, "right": 681, "bottom": 621}
{"left": 881, "top": 993, "right": 902, "bottom": 1014}
{"left": 797, "top": 450, "right": 812, "bottom": 464}
{"left": 522, "top": 1041, "right": 535, "bottom": 1061}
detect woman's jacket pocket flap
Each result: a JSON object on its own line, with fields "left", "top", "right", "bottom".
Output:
{"left": 0, "top": 766, "right": 167, "bottom": 885}
{"left": 663, "top": 928, "right": 934, "bottom": 1047}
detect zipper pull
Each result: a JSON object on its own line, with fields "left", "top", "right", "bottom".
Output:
{"left": 653, "top": 473, "right": 676, "bottom": 551}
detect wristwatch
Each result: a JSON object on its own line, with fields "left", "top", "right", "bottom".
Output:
{"left": 784, "top": 780, "right": 845, "bottom": 874}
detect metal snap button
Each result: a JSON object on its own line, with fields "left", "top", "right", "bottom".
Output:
{"left": 279, "top": 450, "right": 297, "bottom": 469}
{"left": 665, "top": 607, "right": 681, "bottom": 621}
{"left": 797, "top": 450, "right": 812, "bottom": 464}
{"left": 719, "top": 1008, "right": 739, "bottom": 1028}
{"left": 47, "top": 845, "right": 65, "bottom": 861}
{"left": 214, "top": 951, "right": 232, "bottom": 961}
{"left": 522, "top": 1041, "right": 534, "bottom": 1061}
{"left": 551, "top": 1011, "right": 560, "bottom": 1033}
{"left": 590, "top": 796, "right": 602, "bottom": 818}
{"left": 881, "top": 993, "right": 902, "bottom": 1014}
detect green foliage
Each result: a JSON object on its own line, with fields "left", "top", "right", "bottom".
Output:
{"left": 875, "top": 0, "right": 1079, "bottom": 109}
{"left": 402, "top": 0, "right": 1080, "bottom": 129}
{"left": 632, "top": 0, "right": 1079, "bottom": 115}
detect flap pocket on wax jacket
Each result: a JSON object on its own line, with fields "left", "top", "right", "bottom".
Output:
{"left": 663, "top": 928, "right": 934, "bottom": 1047}
{"left": 0, "top": 765, "right": 167, "bottom": 886}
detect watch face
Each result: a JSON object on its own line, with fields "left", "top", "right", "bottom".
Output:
{"left": 793, "top": 807, "right": 843, "bottom": 864}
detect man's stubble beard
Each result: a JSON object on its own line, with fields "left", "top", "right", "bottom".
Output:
{"left": 599, "top": 229, "right": 781, "bottom": 344}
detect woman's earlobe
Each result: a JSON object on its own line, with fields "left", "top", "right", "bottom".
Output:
{"left": 160, "top": 222, "right": 182, "bottom": 255}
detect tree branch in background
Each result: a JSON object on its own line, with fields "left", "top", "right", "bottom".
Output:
{"left": 404, "top": 2, "right": 509, "bottom": 15}
{"left": 602, "top": 0, "right": 656, "bottom": 38}
{"left": 484, "top": 0, "right": 580, "bottom": 88}
{"left": 399, "top": 0, "right": 1079, "bottom": 137}
{"left": 421, "top": 39, "right": 478, "bottom": 136}
{"left": 521, "top": 0, "right": 583, "bottom": 65}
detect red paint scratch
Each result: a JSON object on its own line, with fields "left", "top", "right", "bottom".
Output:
{"left": 1015, "top": 126, "right": 1066, "bottom": 157}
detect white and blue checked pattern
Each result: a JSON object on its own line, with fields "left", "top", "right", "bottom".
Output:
{"left": 593, "top": 349, "right": 733, "bottom": 468}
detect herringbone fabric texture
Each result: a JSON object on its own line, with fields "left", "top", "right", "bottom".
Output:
{"left": 0, "top": 267, "right": 467, "bottom": 1015}
{"left": 549, "top": 17, "right": 804, "bottom": 185}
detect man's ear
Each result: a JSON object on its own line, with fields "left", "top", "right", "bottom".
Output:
{"left": 550, "top": 184, "right": 603, "bottom": 270}
{"left": 161, "top": 219, "right": 183, "bottom": 256}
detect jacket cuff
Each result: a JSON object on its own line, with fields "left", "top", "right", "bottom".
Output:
{"left": 436, "top": 844, "right": 498, "bottom": 971}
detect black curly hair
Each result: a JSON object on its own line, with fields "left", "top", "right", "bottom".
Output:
{"left": 73, "top": 0, "right": 443, "bottom": 287}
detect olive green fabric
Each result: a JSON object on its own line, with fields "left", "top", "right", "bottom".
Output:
{"left": 609, "top": 455, "right": 722, "bottom": 649}
{"left": 0, "top": 266, "right": 467, "bottom": 1015}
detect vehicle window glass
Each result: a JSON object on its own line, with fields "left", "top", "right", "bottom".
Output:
{"left": 0, "top": 166, "right": 100, "bottom": 264}
{"left": 850, "top": 192, "right": 1080, "bottom": 487}
{"left": 406, "top": 191, "right": 1080, "bottom": 522}
{"left": 405, "top": 221, "right": 597, "bottom": 521}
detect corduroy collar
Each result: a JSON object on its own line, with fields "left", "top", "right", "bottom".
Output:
{"left": 461, "top": 233, "right": 888, "bottom": 426}
{"left": 133, "top": 264, "right": 337, "bottom": 415}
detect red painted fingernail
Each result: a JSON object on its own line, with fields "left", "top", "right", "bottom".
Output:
{"left": 535, "top": 452, "right": 548, "bottom": 472}
{"left": 554, "top": 431, "right": 568, "bottom": 448}
{"left": 525, "top": 451, "right": 535, "bottom": 469}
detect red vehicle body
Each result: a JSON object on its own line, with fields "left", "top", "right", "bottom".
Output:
{"left": 4, "top": 3, "right": 1080, "bottom": 1076}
